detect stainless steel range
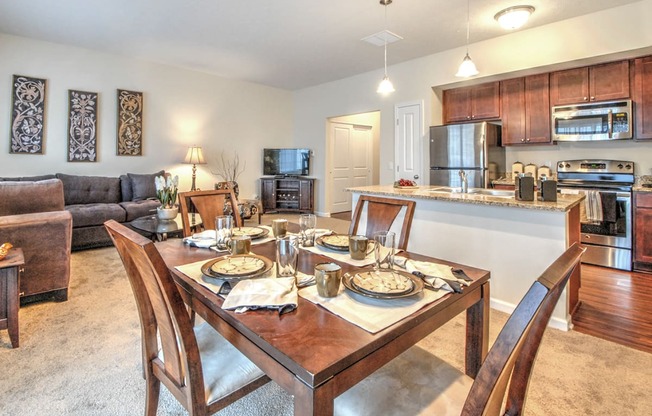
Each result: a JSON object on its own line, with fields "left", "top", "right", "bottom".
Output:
{"left": 557, "top": 159, "right": 634, "bottom": 271}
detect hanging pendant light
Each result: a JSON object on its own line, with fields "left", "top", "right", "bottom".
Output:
{"left": 456, "top": 0, "right": 479, "bottom": 78}
{"left": 377, "top": 0, "right": 395, "bottom": 94}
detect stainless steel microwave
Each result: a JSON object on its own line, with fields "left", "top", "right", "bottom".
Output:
{"left": 551, "top": 99, "right": 632, "bottom": 141}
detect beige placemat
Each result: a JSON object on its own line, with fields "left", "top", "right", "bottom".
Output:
{"left": 302, "top": 244, "right": 401, "bottom": 267}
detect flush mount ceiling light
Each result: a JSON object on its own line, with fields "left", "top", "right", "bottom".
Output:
{"left": 456, "top": 0, "right": 478, "bottom": 78}
{"left": 377, "top": 0, "right": 395, "bottom": 94}
{"left": 494, "top": 5, "right": 535, "bottom": 30}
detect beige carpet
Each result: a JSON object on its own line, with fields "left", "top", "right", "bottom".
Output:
{"left": 1, "top": 214, "right": 651, "bottom": 415}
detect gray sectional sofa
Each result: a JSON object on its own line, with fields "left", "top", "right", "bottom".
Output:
{"left": 1, "top": 171, "right": 163, "bottom": 250}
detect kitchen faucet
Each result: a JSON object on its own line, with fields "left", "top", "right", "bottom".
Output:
{"left": 459, "top": 170, "right": 468, "bottom": 193}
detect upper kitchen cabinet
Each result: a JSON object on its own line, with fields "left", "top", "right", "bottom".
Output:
{"left": 500, "top": 74, "right": 551, "bottom": 145}
{"left": 633, "top": 55, "right": 652, "bottom": 140}
{"left": 550, "top": 60, "right": 630, "bottom": 105}
{"left": 443, "top": 81, "right": 500, "bottom": 124}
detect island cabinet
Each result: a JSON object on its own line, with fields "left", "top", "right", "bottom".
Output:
{"left": 633, "top": 56, "right": 652, "bottom": 140}
{"left": 443, "top": 81, "right": 500, "bottom": 124}
{"left": 633, "top": 192, "right": 652, "bottom": 272}
{"left": 260, "top": 177, "right": 314, "bottom": 214}
{"left": 550, "top": 60, "right": 630, "bottom": 106}
{"left": 500, "top": 74, "right": 551, "bottom": 145}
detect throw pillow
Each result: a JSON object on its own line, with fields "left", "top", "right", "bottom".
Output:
{"left": 127, "top": 170, "right": 165, "bottom": 201}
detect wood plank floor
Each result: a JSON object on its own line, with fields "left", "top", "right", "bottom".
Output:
{"left": 573, "top": 264, "right": 652, "bottom": 354}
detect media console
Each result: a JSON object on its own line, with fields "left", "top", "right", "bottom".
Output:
{"left": 260, "top": 177, "right": 314, "bottom": 214}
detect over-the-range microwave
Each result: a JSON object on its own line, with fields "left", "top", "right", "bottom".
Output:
{"left": 551, "top": 99, "right": 632, "bottom": 141}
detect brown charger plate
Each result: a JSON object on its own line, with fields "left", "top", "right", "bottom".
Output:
{"left": 232, "top": 226, "right": 270, "bottom": 240}
{"left": 351, "top": 270, "right": 415, "bottom": 296}
{"left": 343, "top": 270, "right": 423, "bottom": 299}
{"left": 316, "top": 234, "right": 350, "bottom": 252}
{"left": 201, "top": 254, "right": 273, "bottom": 281}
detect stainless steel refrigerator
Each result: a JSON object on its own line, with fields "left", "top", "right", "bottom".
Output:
{"left": 429, "top": 122, "right": 505, "bottom": 188}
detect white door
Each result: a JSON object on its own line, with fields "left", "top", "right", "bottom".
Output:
{"left": 395, "top": 102, "right": 423, "bottom": 184}
{"left": 328, "top": 122, "right": 372, "bottom": 213}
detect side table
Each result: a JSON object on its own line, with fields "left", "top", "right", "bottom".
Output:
{"left": 0, "top": 248, "right": 24, "bottom": 348}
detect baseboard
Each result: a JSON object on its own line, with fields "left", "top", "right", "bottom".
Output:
{"left": 315, "top": 211, "right": 330, "bottom": 217}
{"left": 490, "top": 298, "right": 571, "bottom": 332}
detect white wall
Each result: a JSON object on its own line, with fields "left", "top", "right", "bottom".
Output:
{"left": 0, "top": 33, "right": 294, "bottom": 199}
{"left": 294, "top": 0, "right": 652, "bottom": 213}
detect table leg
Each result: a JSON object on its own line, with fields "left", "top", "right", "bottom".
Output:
{"left": 465, "top": 281, "right": 489, "bottom": 378}
{"left": 7, "top": 267, "right": 19, "bottom": 348}
{"left": 293, "top": 377, "right": 334, "bottom": 416}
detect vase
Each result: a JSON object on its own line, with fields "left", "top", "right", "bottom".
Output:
{"left": 156, "top": 206, "right": 178, "bottom": 220}
{"left": 216, "top": 181, "right": 239, "bottom": 198}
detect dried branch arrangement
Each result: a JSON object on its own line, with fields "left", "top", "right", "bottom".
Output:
{"left": 211, "top": 150, "right": 246, "bottom": 182}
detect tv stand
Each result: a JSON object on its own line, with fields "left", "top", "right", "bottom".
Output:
{"left": 260, "top": 177, "right": 314, "bottom": 214}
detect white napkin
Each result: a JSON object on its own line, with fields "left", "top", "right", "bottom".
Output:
{"left": 183, "top": 230, "right": 216, "bottom": 248}
{"left": 222, "top": 277, "right": 298, "bottom": 314}
{"left": 396, "top": 256, "right": 470, "bottom": 288}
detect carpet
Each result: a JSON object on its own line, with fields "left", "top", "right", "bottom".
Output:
{"left": 1, "top": 215, "right": 651, "bottom": 415}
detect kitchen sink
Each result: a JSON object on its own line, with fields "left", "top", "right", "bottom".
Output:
{"left": 428, "top": 187, "right": 514, "bottom": 198}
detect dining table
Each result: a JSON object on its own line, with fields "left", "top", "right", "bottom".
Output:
{"left": 156, "top": 230, "right": 490, "bottom": 416}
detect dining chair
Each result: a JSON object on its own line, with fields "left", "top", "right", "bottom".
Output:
{"left": 104, "top": 220, "right": 269, "bottom": 416}
{"left": 178, "top": 189, "right": 243, "bottom": 237}
{"left": 334, "top": 242, "right": 586, "bottom": 416}
{"left": 348, "top": 195, "right": 416, "bottom": 250}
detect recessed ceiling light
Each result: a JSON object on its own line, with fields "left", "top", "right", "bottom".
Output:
{"left": 494, "top": 5, "right": 535, "bottom": 30}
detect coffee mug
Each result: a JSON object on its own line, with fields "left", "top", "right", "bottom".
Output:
{"left": 271, "top": 219, "right": 288, "bottom": 239}
{"left": 314, "top": 262, "right": 342, "bottom": 298}
{"left": 348, "top": 235, "right": 371, "bottom": 260}
{"left": 228, "top": 235, "right": 251, "bottom": 255}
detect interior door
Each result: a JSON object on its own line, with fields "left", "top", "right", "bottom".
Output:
{"left": 395, "top": 102, "right": 423, "bottom": 184}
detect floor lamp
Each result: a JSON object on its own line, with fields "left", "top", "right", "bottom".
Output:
{"left": 184, "top": 146, "right": 206, "bottom": 191}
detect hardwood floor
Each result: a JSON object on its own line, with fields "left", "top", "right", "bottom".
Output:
{"left": 573, "top": 264, "right": 652, "bottom": 354}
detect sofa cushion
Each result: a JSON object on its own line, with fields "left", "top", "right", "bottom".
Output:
{"left": 65, "top": 203, "right": 126, "bottom": 227}
{"left": 0, "top": 179, "right": 65, "bottom": 215}
{"left": 127, "top": 170, "right": 165, "bottom": 201}
{"left": 119, "top": 174, "right": 133, "bottom": 202}
{"left": 120, "top": 200, "right": 161, "bottom": 222}
{"left": 0, "top": 174, "right": 56, "bottom": 182}
{"left": 57, "top": 174, "right": 121, "bottom": 205}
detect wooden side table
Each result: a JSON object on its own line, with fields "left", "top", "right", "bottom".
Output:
{"left": 0, "top": 248, "right": 24, "bottom": 348}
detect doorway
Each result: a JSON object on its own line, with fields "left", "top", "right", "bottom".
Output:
{"left": 395, "top": 101, "right": 424, "bottom": 184}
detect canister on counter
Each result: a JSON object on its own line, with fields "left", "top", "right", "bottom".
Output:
{"left": 512, "top": 161, "right": 524, "bottom": 177}
{"left": 515, "top": 174, "right": 535, "bottom": 201}
{"left": 524, "top": 163, "right": 538, "bottom": 179}
{"left": 539, "top": 177, "right": 558, "bottom": 202}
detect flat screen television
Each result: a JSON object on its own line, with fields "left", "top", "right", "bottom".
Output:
{"left": 263, "top": 148, "right": 310, "bottom": 176}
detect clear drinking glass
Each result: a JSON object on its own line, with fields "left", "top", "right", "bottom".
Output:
{"left": 373, "top": 231, "right": 395, "bottom": 270}
{"left": 215, "top": 215, "right": 233, "bottom": 251}
{"left": 299, "top": 213, "right": 317, "bottom": 247}
{"left": 276, "top": 235, "right": 299, "bottom": 277}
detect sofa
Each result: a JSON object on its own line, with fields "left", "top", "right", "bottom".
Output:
{"left": 0, "top": 179, "right": 72, "bottom": 302}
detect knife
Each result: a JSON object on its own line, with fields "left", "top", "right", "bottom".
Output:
{"left": 411, "top": 271, "right": 462, "bottom": 293}
{"left": 451, "top": 268, "right": 473, "bottom": 282}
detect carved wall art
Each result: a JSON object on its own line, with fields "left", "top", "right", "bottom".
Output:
{"left": 68, "top": 90, "right": 98, "bottom": 162}
{"left": 116, "top": 89, "right": 143, "bottom": 156}
{"left": 10, "top": 75, "right": 47, "bottom": 154}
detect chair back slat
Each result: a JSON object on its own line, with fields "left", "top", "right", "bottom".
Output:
{"left": 179, "top": 189, "right": 242, "bottom": 237}
{"left": 349, "top": 195, "right": 416, "bottom": 250}
{"left": 462, "top": 242, "right": 585, "bottom": 416}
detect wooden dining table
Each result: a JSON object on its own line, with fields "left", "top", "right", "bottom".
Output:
{"left": 156, "top": 236, "right": 490, "bottom": 416}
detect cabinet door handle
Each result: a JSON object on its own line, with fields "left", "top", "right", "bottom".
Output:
{"left": 590, "top": 96, "right": 595, "bottom": 101}
{"left": 583, "top": 96, "right": 588, "bottom": 101}
{"left": 520, "top": 138, "right": 525, "bottom": 142}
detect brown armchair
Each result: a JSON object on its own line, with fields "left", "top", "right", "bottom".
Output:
{"left": 0, "top": 179, "right": 72, "bottom": 302}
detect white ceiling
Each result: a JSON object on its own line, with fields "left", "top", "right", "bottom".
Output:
{"left": 0, "top": 0, "right": 641, "bottom": 90}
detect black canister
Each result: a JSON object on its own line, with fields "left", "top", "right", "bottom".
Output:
{"left": 515, "top": 174, "right": 535, "bottom": 201}
{"left": 540, "top": 178, "right": 558, "bottom": 202}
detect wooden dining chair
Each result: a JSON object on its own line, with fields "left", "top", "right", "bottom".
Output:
{"left": 348, "top": 195, "right": 416, "bottom": 250}
{"left": 334, "top": 242, "right": 586, "bottom": 416}
{"left": 178, "top": 189, "right": 243, "bottom": 237}
{"left": 104, "top": 220, "right": 269, "bottom": 416}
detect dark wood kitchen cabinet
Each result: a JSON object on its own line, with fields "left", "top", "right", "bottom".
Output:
{"left": 260, "top": 177, "right": 314, "bottom": 214}
{"left": 633, "top": 56, "right": 652, "bottom": 140}
{"left": 500, "top": 74, "right": 551, "bottom": 145}
{"left": 633, "top": 192, "right": 652, "bottom": 272}
{"left": 550, "top": 60, "right": 630, "bottom": 105}
{"left": 443, "top": 81, "right": 500, "bottom": 124}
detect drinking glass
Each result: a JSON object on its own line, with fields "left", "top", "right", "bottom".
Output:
{"left": 373, "top": 231, "right": 395, "bottom": 270}
{"left": 215, "top": 215, "right": 233, "bottom": 251}
{"left": 299, "top": 213, "right": 317, "bottom": 247}
{"left": 276, "top": 235, "right": 299, "bottom": 277}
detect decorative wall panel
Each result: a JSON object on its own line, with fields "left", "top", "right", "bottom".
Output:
{"left": 68, "top": 90, "right": 98, "bottom": 162}
{"left": 116, "top": 89, "right": 143, "bottom": 156}
{"left": 10, "top": 75, "right": 47, "bottom": 154}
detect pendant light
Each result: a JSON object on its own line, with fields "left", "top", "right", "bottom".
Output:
{"left": 377, "top": 0, "right": 395, "bottom": 94}
{"left": 455, "top": 0, "right": 479, "bottom": 78}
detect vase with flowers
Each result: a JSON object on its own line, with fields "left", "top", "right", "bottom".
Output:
{"left": 155, "top": 175, "right": 179, "bottom": 220}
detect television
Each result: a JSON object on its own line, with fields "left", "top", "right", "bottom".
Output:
{"left": 263, "top": 148, "right": 311, "bottom": 176}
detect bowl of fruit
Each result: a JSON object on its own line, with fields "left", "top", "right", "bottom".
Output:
{"left": 393, "top": 179, "right": 417, "bottom": 189}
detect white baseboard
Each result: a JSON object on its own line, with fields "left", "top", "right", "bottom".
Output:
{"left": 315, "top": 211, "right": 330, "bottom": 217}
{"left": 490, "top": 299, "right": 571, "bottom": 332}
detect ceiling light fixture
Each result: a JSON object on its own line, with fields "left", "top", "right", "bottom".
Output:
{"left": 377, "top": 0, "right": 395, "bottom": 94}
{"left": 456, "top": 0, "right": 478, "bottom": 78}
{"left": 494, "top": 5, "right": 535, "bottom": 30}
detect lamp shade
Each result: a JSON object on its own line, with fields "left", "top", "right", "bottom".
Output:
{"left": 377, "top": 76, "right": 395, "bottom": 94}
{"left": 455, "top": 53, "right": 479, "bottom": 78}
{"left": 184, "top": 146, "right": 206, "bottom": 165}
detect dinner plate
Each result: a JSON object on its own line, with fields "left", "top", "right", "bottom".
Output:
{"left": 351, "top": 270, "right": 415, "bottom": 296}
{"left": 316, "top": 234, "right": 350, "bottom": 251}
{"left": 231, "top": 226, "right": 270, "bottom": 240}
{"left": 201, "top": 254, "right": 273, "bottom": 280}
{"left": 343, "top": 270, "right": 423, "bottom": 299}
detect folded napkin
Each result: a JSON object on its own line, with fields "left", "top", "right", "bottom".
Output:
{"left": 394, "top": 256, "right": 470, "bottom": 293}
{"left": 222, "top": 277, "right": 298, "bottom": 315}
{"left": 183, "top": 230, "right": 216, "bottom": 248}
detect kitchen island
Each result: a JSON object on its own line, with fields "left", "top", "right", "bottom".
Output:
{"left": 347, "top": 185, "right": 584, "bottom": 330}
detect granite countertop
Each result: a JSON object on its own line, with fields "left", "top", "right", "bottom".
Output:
{"left": 634, "top": 175, "right": 652, "bottom": 192}
{"left": 346, "top": 185, "right": 583, "bottom": 212}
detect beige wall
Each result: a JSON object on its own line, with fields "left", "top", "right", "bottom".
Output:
{"left": 0, "top": 33, "right": 294, "bottom": 199}
{"left": 294, "top": 0, "right": 652, "bottom": 213}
